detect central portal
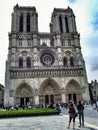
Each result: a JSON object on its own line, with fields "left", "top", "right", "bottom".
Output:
{"left": 39, "top": 79, "right": 61, "bottom": 105}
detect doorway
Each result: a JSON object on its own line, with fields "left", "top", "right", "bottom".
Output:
{"left": 68, "top": 93, "right": 77, "bottom": 104}
{"left": 45, "top": 95, "right": 54, "bottom": 104}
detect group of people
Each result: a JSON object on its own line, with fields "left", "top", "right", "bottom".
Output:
{"left": 67, "top": 100, "right": 84, "bottom": 129}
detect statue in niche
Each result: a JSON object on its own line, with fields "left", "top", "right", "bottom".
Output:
{"left": 35, "top": 88, "right": 39, "bottom": 96}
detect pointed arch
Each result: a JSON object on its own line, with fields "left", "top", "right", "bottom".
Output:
{"left": 65, "top": 79, "right": 82, "bottom": 103}
{"left": 70, "top": 57, "right": 74, "bottom": 66}
{"left": 27, "top": 13, "right": 30, "bottom": 32}
{"left": 26, "top": 57, "right": 31, "bottom": 68}
{"left": 19, "top": 14, "right": 23, "bottom": 32}
{"left": 18, "top": 57, "right": 23, "bottom": 68}
{"left": 15, "top": 82, "right": 34, "bottom": 106}
{"left": 65, "top": 16, "right": 69, "bottom": 32}
{"left": 63, "top": 57, "right": 67, "bottom": 67}
{"left": 59, "top": 15, "right": 63, "bottom": 33}
{"left": 39, "top": 78, "right": 61, "bottom": 104}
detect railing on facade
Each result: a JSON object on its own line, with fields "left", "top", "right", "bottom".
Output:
{"left": 10, "top": 65, "right": 84, "bottom": 78}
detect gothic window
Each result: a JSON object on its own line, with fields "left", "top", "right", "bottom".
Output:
{"left": 59, "top": 16, "right": 63, "bottom": 33}
{"left": 27, "top": 14, "right": 30, "bottom": 32}
{"left": 65, "top": 16, "right": 69, "bottom": 32}
{"left": 26, "top": 57, "right": 31, "bottom": 68}
{"left": 70, "top": 57, "right": 74, "bottom": 66}
{"left": 63, "top": 57, "right": 67, "bottom": 66}
{"left": 19, "top": 39, "right": 22, "bottom": 46}
{"left": 19, "top": 14, "right": 23, "bottom": 32}
{"left": 19, "top": 58, "right": 23, "bottom": 68}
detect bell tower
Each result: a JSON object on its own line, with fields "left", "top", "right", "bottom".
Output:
{"left": 11, "top": 4, "right": 38, "bottom": 33}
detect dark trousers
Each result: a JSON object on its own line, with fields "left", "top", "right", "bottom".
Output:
{"left": 78, "top": 111, "right": 84, "bottom": 126}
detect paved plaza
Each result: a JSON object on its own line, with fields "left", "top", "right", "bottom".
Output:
{"left": 0, "top": 105, "right": 98, "bottom": 130}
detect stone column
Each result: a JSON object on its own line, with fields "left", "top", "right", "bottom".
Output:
{"left": 33, "top": 13, "right": 38, "bottom": 32}
{"left": 52, "top": 15, "right": 56, "bottom": 33}
{"left": 23, "top": 14, "right": 26, "bottom": 32}
{"left": 34, "top": 88, "right": 39, "bottom": 105}
{"left": 62, "top": 15, "right": 66, "bottom": 32}
{"left": 30, "top": 13, "right": 33, "bottom": 32}
{"left": 55, "top": 15, "right": 60, "bottom": 33}
{"left": 11, "top": 13, "right": 16, "bottom": 32}
{"left": 72, "top": 15, "right": 77, "bottom": 32}
{"left": 16, "top": 14, "right": 19, "bottom": 32}
{"left": 68, "top": 15, "right": 73, "bottom": 32}
{"left": 61, "top": 93, "right": 66, "bottom": 103}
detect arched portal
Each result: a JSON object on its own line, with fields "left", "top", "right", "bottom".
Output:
{"left": 15, "top": 83, "right": 34, "bottom": 107}
{"left": 39, "top": 78, "right": 61, "bottom": 105}
{"left": 66, "top": 79, "right": 82, "bottom": 104}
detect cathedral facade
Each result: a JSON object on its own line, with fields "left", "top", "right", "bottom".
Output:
{"left": 4, "top": 4, "right": 90, "bottom": 107}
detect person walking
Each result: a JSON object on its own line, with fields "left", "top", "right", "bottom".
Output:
{"left": 77, "top": 100, "right": 84, "bottom": 127}
{"left": 67, "top": 102, "right": 76, "bottom": 129}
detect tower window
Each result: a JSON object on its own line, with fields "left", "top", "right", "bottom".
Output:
{"left": 59, "top": 16, "right": 63, "bottom": 33}
{"left": 19, "top": 58, "right": 23, "bottom": 68}
{"left": 65, "top": 16, "right": 69, "bottom": 32}
{"left": 27, "top": 14, "right": 30, "bottom": 32}
{"left": 70, "top": 57, "right": 74, "bottom": 66}
{"left": 26, "top": 57, "right": 31, "bottom": 68}
{"left": 19, "top": 14, "right": 23, "bottom": 32}
{"left": 63, "top": 57, "right": 67, "bottom": 66}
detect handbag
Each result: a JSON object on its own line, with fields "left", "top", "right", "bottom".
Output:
{"left": 74, "top": 112, "right": 78, "bottom": 118}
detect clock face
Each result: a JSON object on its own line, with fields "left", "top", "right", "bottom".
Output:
{"left": 40, "top": 53, "right": 54, "bottom": 66}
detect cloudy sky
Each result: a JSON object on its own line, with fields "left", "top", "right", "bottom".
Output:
{"left": 0, "top": 0, "right": 98, "bottom": 85}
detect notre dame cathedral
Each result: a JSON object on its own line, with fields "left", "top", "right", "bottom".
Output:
{"left": 4, "top": 4, "right": 90, "bottom": 107}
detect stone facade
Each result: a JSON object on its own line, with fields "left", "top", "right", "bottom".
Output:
{"left": 4, "top": 4, "right": 90, "bottom": 107}
{"left": 0, "top": 84, "right": 4, "bottom": 107}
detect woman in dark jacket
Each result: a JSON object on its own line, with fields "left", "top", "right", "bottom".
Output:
{"left": 77, "top": 100, "right": 84, "bottom": 127}
{"left": 67, "top": 102, "right": 76, "bottom": 129}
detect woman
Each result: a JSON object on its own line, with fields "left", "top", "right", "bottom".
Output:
{"left": 67, "top": 102, "right": 76, "bottom": 129}
{"left": 77, "top": 100, "right": 84, "bottom": 127}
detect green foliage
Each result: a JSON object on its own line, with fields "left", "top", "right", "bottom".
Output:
{"left": 0, "top": 108, "right": 59, "bottom": 118}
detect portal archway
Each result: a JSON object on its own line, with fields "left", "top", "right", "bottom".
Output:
{"left": 66, "top": 79, "right": 82, "bottom": 104}
{"left": 15, "top": 83, "right": 34, "bottom": 107}
{"left": 39, "top": 78, "right": 61, "bottom": 105}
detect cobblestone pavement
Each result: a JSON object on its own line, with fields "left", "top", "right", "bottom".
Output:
{"left": 0, "top": 105, "right": 98, "bottom": 130}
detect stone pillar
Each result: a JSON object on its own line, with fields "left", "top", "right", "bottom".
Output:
{"left": 30, "top": 13, "right": 33, "bottom": 32}
{"left": 67, "top": 58, "right": 70, "bottom": 66}
{"left": 62, "top": 15, "right": 66, "bottom": 32}
{"left": 11, "top": 13, "right": 16, "bottom": 32}
{"left": 55, "top": 15, "right": 60, "bottom": 33}
{"left": 33, "top": 13, "right": 38, "bottom": 32}
{"left": 23, "top": 14, "right": 26, "bottom": 32}
{"left": 72, "top": 15, "right": 77, "bottom": 32}
{"left": 9, "top": 97, "right": 14, "bottom": 106}
{"left": 16, "top": 14, "right": 19, "bottom": 32}
{"left": 52, "top": 15, "right": 56, "bottom": 33}
{"left": 61, "top": 93, "right": 66, "bottom": 103}
{"left": 34, "top": 88, "right": 39, "bottom": 105}
{"left": 68, "top": 16, "right": 73, "bottom": 32}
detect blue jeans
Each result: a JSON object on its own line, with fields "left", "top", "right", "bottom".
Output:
{"left": 78, "top": 111, "right": 84, "bottom": 126}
